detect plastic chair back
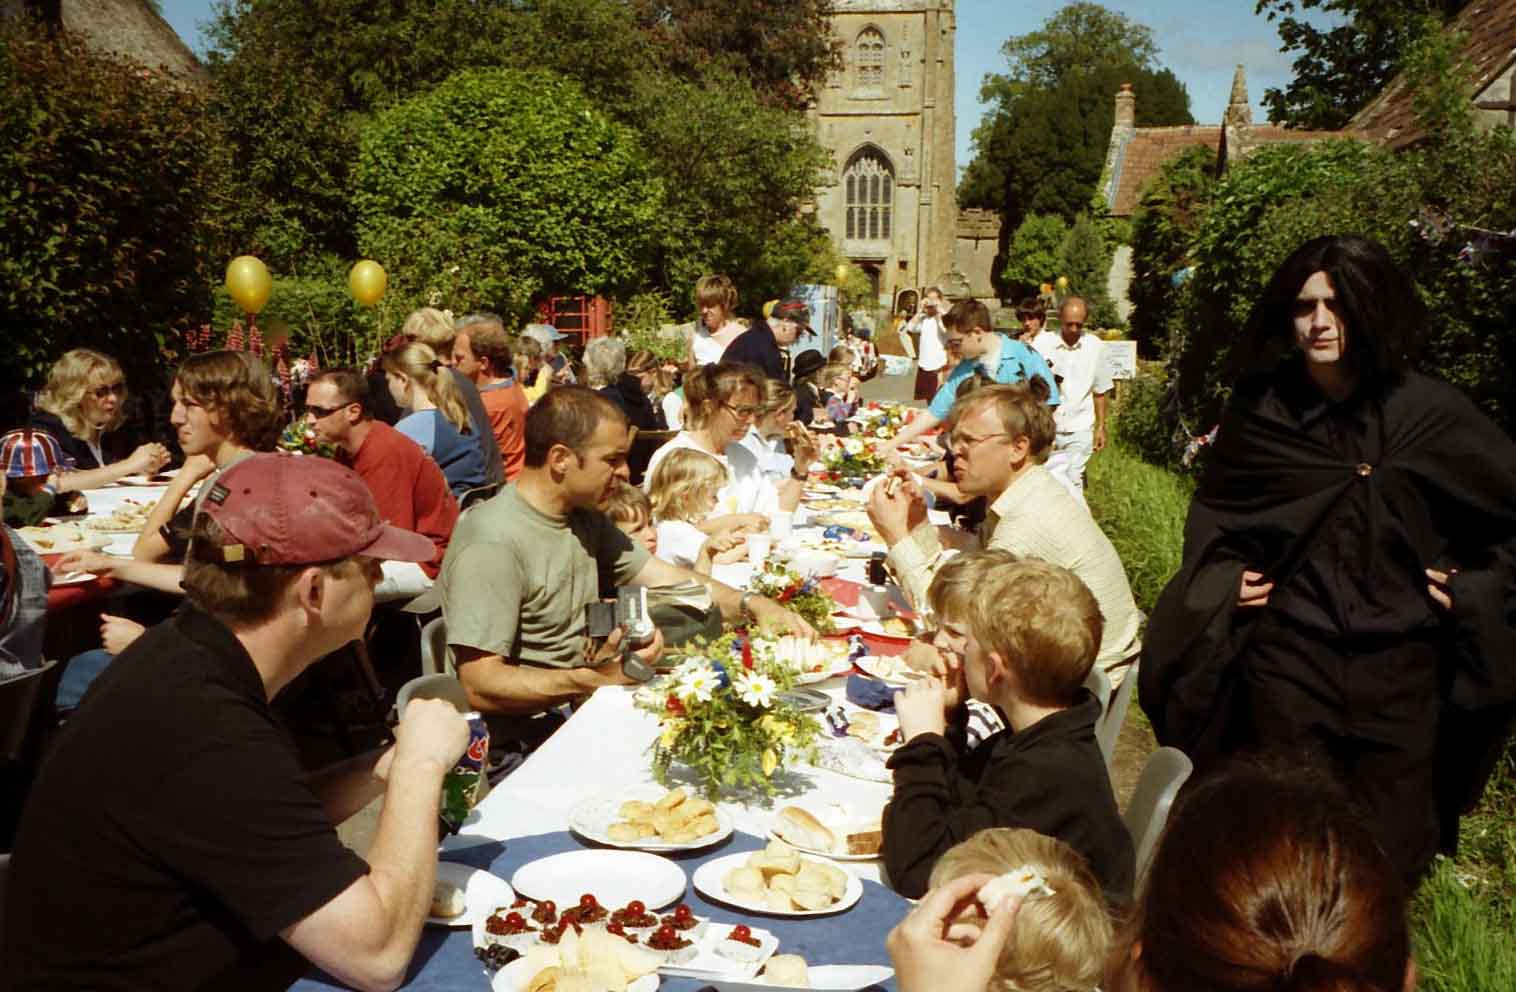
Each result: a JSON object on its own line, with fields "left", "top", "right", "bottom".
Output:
{"left": 459, "top": 482, "right": 502, "bottom": 510}
{"left": 395, "top": 673, "right": 471, "bottom": 716}
{"left": 419, "top": 615, "right": 453, "bottom": 677}
{"left": 1097, "top": 659, "right": 1139, "bottom": 768}
{"left": 1, "top": 659, "right": 59, "bottom": 764}
{"left": 1082, "top": 664, "right": 1111, "bottom": 720}
{"left": 1123, "top": 746, "right": 1194, "bottom": 885}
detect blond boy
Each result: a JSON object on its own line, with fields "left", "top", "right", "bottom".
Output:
{"left": 882, "top": 553, "right": 1135, "bottom": 904}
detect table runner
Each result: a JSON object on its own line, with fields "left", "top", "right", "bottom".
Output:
{"left": 293, "top": 830, "right": 902, "bottom": 991}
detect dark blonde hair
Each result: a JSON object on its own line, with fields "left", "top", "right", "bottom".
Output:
{"left": 649, "top": 448, "right": 727, "bottom": 523}
{"left": 605, "top": 480, "right": 652, "bottom": 530}
{"left": 694, "top": 274, "right": 739, "bottom": 314}
{"left": 759, "top": 377, "right": 796, "bottom": 415}
{"left": 402, "top": 307, "right": 457, "bottom": 352}
{"left": 35, "top": 348, "right": 127, "bottom": 439}
{"left": 175, "top": 350, "right": 281, "bottom": 451}
{"left": 948, "top": 382, "right": 1057, "bottom": 461}
{"left": 381, "top": 340, "right": 471, "bottom": 434}
{"left": 1111, "top": 762, "right": 1411, "bottom": 992}
{"left": 930, "top": 828, "right": 1113, "bottom": 992}
{"left": 963, "top": 556, "right": 1103, "bottom": 707}
{"left": 927, "top": 548, "right": 1018, "bottom": 624}
{"left": 681, "top": 362, "right": 762, "bottom": 431}
{"left": 461, "top": 320, "right": 513, "bottom": 375}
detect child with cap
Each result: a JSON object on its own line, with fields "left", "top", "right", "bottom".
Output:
{"left": 1, "top": 428, "right": 84, "bottom": 527}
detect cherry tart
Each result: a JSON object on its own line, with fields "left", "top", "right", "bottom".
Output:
{"left": 645, "top": 923, "right": 699, "bottom": 964}
{"left": 716, "top": 923, "right": 767, "bottom": 963}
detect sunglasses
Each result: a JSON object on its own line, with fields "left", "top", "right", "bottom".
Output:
{"left": 305, "top": 402, "right": 352, "bottom": 419}
{"left": 92, "top": 382, "right": 126, "bottom": 399}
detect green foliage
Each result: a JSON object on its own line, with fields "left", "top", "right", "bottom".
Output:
{"left": 1412, "top": 859, "right": 1516, "bottom": 992}
{"left": 1084, "top": 438, "right": 1194, "bottom": 615}
{"left": 1058, "top": 213, "right": 1121, "bottom": 329}
{"left": 210, "top": 257, "right": 383, "bottom": 368}
{"left": 1256, "top": 0, "right": 1469, "bottom": 130}
{"left": 994, "top": 2, "right": 1158, "bottom": 91}
{"left": 1128, "top": 145, "right": 1219, "bottom": 354}
{"left": 1109, "top": 363, "right": 1190, "bottom": 475}
{"left": 1400, "top": 14, "right": 1477, "bottom": 139}
{"left": 614, "top": 291, "right": 686, "bottom": 363}
{"left": 352, "top": 68, "right": 664, "bottom": 319}
{"left": 1002, "top": 214, "right": 1069, "bottom": 295}
{"left": 0, "top": 23, "right": 223, "bottom": 389}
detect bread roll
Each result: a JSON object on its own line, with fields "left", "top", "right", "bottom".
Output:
{"left": 764, "top": 954, "right": 810, "bottom": 987}
{"left": 430, "top": 879, "right": 467, "bottom": 919}
{"left": 607, "top": 822, "right": 642, "bottom": 843}
{"left": 765, "top": 889, "right": 796, "bottom": 912}
{"left": 618, "top": 800, "right": 654, "bottom": 820}
{"left": 772, "top": 806, "right": 836, "bottom": 853}
{"left": 654, "top": 787, "right": 688, "bottom": 813}
{"left": 844, "top": 828, "right": 882, "bottom": 856}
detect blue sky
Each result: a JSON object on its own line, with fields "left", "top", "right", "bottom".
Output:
{"left": 157, "top": 0, "right": 1337, "bottom": 177}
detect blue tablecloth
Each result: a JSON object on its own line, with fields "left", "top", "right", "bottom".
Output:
{"left": 293, "top": 830, "right": 905, "bottom": 991}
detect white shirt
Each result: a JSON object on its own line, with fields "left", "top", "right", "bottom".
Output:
{"left": 736, "top": 427, "right": 794, "bottom": 483}
{"left": 643, "top": 431, "right": 781, "bottom": 515}
{"left": 911, "top": 313, "right": 948, "bottom": 371}
{"left": 691, "top": 330, "right": 727, "bottom": 367}
{"left": 1032, "top": 330, "right": 1112, "bottom": 434}
{"left": 655, "top": 519, "right": 707, "bottom": 569}
{"left": 662, "top": 391, "right": 684, "bottom": 430}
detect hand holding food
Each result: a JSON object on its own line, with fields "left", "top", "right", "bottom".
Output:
{"left": 886, "top": 873, "right": 1020, "bottom": 992}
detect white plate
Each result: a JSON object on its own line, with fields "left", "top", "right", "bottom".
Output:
{"left": 48, "top": 570, "right": 98, "bottom": 586}
{"left": 511, "top": 850, "right": 686, "bottom": 911}
{"left": 492, "top": 956, "right": 658, "bottom": 992}
{"left": 853, "top": 654, "right": 922, "bottom": 686}
{"left": 765, "top": 802, "right": 883, "bottom": 862}
{"left": 661, "top": 925, "right": 778, "bottom": 980}
{"left": 428, "top": 861, "right": 516, "bottom": 927}
{"left": 692, "top": 853, "right": 863, "bottom": 917}
{"left": 569, "top": 789, "right": 734, "bottom": 852}
{"left": 709, "top": 964, "right": 895, "bottom": 992}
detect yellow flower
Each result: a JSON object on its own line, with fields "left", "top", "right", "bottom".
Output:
{"left": 757, "top": 715, "right": 794, "bottom": 745}
{"left": 762, "top": 748, "right": 779, "bottom": 777}
{"left": 660, "top": 721, "right": 683, "bottom": 748}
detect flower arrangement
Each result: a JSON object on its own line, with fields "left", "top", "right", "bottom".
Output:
{"left": 855, "top": 402, "right": 914, "bottom": 440}
{"left": 819, "top": 435, "right": 885, "bottom": 481}
{"left": 749, "top": 564, "right": 837, "bottom": 634}
{"left": 277, "top": 420, "right": 337, "bottom": 459}
{"left": 640, "top": 632, "right": 822, "bottom": 799}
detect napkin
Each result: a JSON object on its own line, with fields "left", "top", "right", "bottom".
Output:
{"left": 846, "top": 674, "right": 898, "bottom": 712}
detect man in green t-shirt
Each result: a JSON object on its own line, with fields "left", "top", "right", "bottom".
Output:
{"left": 438, "top": 387, "right": 813, "bottom": 716}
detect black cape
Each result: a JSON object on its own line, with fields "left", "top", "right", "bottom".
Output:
{"left": 1141, "top": 359, "right": 1516, "bottom": 819}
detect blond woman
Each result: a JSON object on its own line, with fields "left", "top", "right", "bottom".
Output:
{"left": 29, "top": 348, "right": 169, "bottom": 489}
{"left": 381, "top": 339, "right": 486, "bottom": 498}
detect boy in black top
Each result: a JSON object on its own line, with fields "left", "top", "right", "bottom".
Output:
{"left": 883, "top": 550, "right": 1134, "bottom": 904}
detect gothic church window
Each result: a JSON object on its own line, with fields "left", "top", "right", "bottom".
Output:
{"left": 844, "top": 148, "right": 893, "bottom": 241}
{"left": 855, "top": 28, "right": 885, "bottom": 89}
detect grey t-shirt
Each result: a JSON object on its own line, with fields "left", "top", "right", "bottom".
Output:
{"left": 438, "top": 484, "right": 651, "bottom": 668}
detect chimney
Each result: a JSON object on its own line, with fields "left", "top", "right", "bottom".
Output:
{"left": 1115, "top": 82, "right": 1135, "bottom": 129}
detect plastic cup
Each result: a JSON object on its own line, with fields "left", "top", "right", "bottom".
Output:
{"left": 770, "top": 511, "right": 794, "bottom": 540}
{"left": 747, "top": 533, "right": 773, "bottom": 569}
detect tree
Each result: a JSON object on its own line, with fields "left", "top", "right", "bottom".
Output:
{"left": 1256, "top": 0, "right": 1470, "bottom": 129}
{"left": 1128, "top": 145, "right": 1218, "bottom": 355}
{"left": 352, "top": 69, "right": 665, "bottom": 320}
{"left": 994, "top": 2, "right": 1158, "bottom": 91}
{"left": 1059, "top": 213, "right": 1120, "bottom": 329}
{"left": 1002, "top": 214, "right": 1069, "bottom": 295}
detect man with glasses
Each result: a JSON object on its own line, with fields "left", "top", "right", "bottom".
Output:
{"left": 881, "top": 300, "right": 1060, "bottom": 460}
{"left": 867, "top": 383, "right": 1142, "bottom": 691}
{"left": 305, "top": 369, "right": 458, "bottom": 600}
{"left": 1031, "top": 296, "right": 1112, "bottom": 505}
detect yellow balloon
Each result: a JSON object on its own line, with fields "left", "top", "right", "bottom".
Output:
{"left": 225, "top": 255, "right": 272, "bottom": 314}
{"left": 1056, "top": 275, "right": 1069, "bottom": 289}
{"left": 349, "top": 259, "right": 388, "bottom": 307}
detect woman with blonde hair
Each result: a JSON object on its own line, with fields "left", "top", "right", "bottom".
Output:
{"left": 29, "top": 348, "right": 169, "bottom": 489}
{"left": 736, "top": 378, "right": 811, "bottom": 485}
{"left": 382, "top": 339, "right": 486, "bottom": 498}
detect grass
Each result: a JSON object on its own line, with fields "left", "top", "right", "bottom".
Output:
{"left": 1086, "top": 436, "right": 1516, "bottom": 992}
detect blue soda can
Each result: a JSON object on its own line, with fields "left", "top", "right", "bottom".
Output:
{"left": 440, "top": 711, "right": 489, "bottom": 834}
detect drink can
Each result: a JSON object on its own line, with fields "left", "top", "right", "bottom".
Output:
{"left": 440, "top": 711, "right": 489, "bottom": 834}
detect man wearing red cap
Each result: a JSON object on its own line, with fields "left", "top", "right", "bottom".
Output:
{"left": 5, "top": 453, "right": 471, "bottom": 992}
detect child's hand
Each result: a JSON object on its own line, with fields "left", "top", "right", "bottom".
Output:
{"left": 894, "top": 675, "right": 949, "bottom": 741}
{"left": 702, "top": 532, "right": 747, "bottom": 564}
{"left": 887, "top": 873, "right": 1021, "bottom": 992}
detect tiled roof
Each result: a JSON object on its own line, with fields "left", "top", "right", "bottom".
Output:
{"left": 1106, "top": 126, "right": 1221, "bottom": 217}
{"left": 1349, "top": 0, "right": 1516, "bottom": 147}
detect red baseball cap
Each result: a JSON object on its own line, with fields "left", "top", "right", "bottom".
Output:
{"left": 197, "top": 453, "right": 434, "bottom": 566}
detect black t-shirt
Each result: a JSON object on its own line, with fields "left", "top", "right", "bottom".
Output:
{"left": 27, "top": 408, "right": 116, "bottom": 470}
{"left": 3, "top": 605, "right": 368, "bottom": 991}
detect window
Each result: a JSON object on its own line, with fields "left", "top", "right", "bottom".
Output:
{"left": 844, "top": 148, "right": 893, "bottom": 243}
{"left": 855, "top": 28, "right": 885, "bottom": 89}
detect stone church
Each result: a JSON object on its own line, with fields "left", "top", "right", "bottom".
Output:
{"left": 810, "top": 0, "right": 964, "bottom": 312}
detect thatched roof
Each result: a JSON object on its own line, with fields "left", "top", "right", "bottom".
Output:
{"left": 4, "top": 0, "right": 207, "bottom": 82}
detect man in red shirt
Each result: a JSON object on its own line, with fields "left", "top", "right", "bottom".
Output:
{"left": 453, "top": 315, "right": 529, "bottom": 480}
{"left": 305, "top": 369, "right": 459, "bottom": 600}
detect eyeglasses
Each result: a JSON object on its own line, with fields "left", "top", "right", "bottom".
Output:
{"left": 92, "top": 383, "right": 126, "bottom": 399}
{"left": 305, "top": 402, "right": 352, "bottom": 419}
{"left": 723, "top": 402, "right": 764, "bottom": 420}
{"left": 949, "top": 430, "right": 1013, "bottom": 455}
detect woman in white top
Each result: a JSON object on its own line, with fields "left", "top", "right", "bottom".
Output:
{"left": 688, "top": 274, "right": 747, "bottom": 367}
{"left": 736, "top": 378, "right": 812, "bottom": 485}
{"left": 644, "top": 363, "right": 809, "bottom": 523}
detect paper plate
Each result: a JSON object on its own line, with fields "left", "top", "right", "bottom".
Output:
{"left": 511, "top": 849, "right": 686, "bottom": 911}
{"left": 569, "top": 788, "right": 734, "bottom": 852}
{"left": 765, "top": 802, "right": 883, "bottom": 862}
{"left": 492, "top": 956, "right": 659, "bottom": 992}
{"left": 708, "top": 965, "right": 895, "bottom": 992}
{"left": 853, "top": 654, "right": 923, "bottom": 686}
{"left": 692, "top": 852, "right": 862, "bottom": 918}
{"left": 428, "top": 861, "right": 515, "bottom": 927}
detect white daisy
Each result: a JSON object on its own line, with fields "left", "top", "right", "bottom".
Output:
{"left": 735, "top": 672, "right": 777, "bottom": 709}
{"left": 677, "top": 666, "right": 717, "bottom": 704}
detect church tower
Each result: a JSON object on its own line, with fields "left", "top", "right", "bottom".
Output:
{"left": 812, "top": 0, "right": 956, "bottom": 311}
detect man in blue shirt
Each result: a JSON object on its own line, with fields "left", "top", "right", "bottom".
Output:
{"left": 883, "top": 299, "right": 1058, "bottom": 456}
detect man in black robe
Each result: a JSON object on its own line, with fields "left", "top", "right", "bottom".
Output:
{"left": 1141, "top": 236, "right": 1516, "bottom": 883}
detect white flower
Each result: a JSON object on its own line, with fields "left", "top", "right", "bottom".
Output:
{"left": 875, "top": 427, "right": 890, "bottom": 439}
{"left": 735, "top": 672, "right": 777, "bottom": 709}
{"left": 843, "top": 437, "right": 865, "bottom": 456}
{"left": 677, "top": 666, "right": 717, "bottom": 703}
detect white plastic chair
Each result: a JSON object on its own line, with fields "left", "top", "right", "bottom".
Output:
{"left": 1097, "top": 659, "right": 1139, "bottom": 768}
{"left": 1082, "top": 664, "right": 1112, "bottom": 720}
{"left": 395, "top": 673, "right": 470, "bottom": 716}
{"left": 419, "top": 615, "right": 452, "bottom": 677}
{"left": 1123, "top": 746, "right": 1194, "bottom": 885}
